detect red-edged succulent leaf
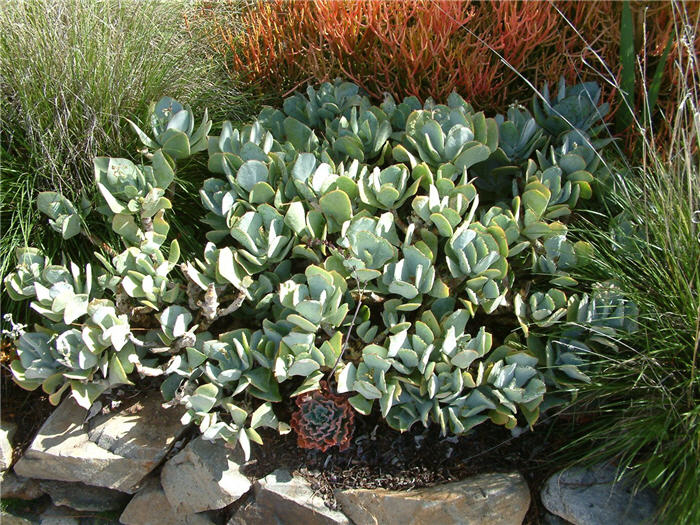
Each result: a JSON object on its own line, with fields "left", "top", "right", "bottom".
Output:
{"left": 290, "top": 381, "right": 355, "bottom": 452}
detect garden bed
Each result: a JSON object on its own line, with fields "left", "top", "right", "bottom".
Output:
{"left": 1, "top": 348, "right": 557, "bottom": 523}
{"left": 1, "top": 2, "right": 698, "bottom": 524}
{"left": 247, "top": 412, "right": 562, "bottom": 524}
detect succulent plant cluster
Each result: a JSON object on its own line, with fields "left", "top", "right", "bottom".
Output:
{"left": 5, "top": 79, "right": 637, "bottom": 457}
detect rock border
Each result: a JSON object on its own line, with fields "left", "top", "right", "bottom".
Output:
{"left": 1, "top": 394, "right": 658, "bottom": 525}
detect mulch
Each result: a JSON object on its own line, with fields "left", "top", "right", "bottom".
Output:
{"left": 1, "top": 339, "right": 55, "bottom": 464}
{"left": 2, "top": 338, "right": 573, "bottom": 524}
{"left": 243, "top": 404, "right": 572, "bottom": 524}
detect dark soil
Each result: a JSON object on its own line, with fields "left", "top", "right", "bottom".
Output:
{"left": 1, "top": 339, "right": 55, "bottom": 464}
{"left": 2, "top": 337, "right": 574, "bottom": 524}
{"left": 243, "top": 405, "right": 572, "bottom": 525}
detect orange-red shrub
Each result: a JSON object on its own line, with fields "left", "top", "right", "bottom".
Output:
{"left": 202, "top": 0, "right": 697, "bottom": 126}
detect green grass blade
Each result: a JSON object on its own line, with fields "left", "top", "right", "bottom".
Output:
{"left": 645, "top": 34, "right": 674, "bottom": 124}
{"left": 616, "top": 0, "right": 636, "bottom": 133}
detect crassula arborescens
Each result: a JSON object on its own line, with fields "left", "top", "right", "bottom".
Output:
{"left": 4, "top": 79, "right": 638, "bottom": 460}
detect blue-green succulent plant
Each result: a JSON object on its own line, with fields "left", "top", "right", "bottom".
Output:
{"left": 5, "top": 82, "right": 632, "bottom": 460}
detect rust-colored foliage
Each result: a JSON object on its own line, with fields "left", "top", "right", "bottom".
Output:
{"left": 290, "top": 382, "right": 355, "bottom": 452}
{"left": 203, "top": 0, "right": 698, "bottom": 134}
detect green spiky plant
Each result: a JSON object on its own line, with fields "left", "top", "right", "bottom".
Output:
{"left": 561, "top": 15, "right": 698, "bottom": 525}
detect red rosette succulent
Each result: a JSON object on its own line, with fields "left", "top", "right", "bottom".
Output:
{"left": 290, "top": 382, "right": 355, "bottom": 452}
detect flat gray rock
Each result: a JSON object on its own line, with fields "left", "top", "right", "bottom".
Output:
{"left": 14, "top": 393, "right": 187, "bottom": 493}
{"left": 39, "top": 480, "right": 130, "bottom": 511}
{"left": 227, "top": 469, "right": 349, "bottom": 525}
{"left": 1, "top": 421, "right": 18, "bottom": 471}
{"left": 161, "top": 437, "right": 251, "bottom": 514}
{"left": 541, "top": 463, "right": 657, "bottom": 525}
{"left": 2, "top": 504, "right": 124, "bottom": 525}
{"left": 39, "top": 506, "right": 79, "bottom": 525}
{"left": 1, "top": 510, "right": 39, "bottom": 525}
{"left": 335, "top": 471, "right": 530, "bottom": 525}
{"left": 1, "top": 470, "right": 45, "bottom": 500}
{"left": 119, "top": 477, "right": 217, "bottom": 525}
{"left": 543, "top": 511, "right": 574, "bottom": 525}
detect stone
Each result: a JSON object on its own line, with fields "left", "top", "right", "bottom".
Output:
{"left": 0, "top": 470, "right": 44, "bottom": 500}
{"left": 227, "top": 469, "right": 350, "bottom": 525}
{"left": 540, "top": 463, "right": 657, "bottom": 525}
{"left": 543, "top": 511, "right": 574, "bottom": 525}
{"left": 0, "top": 511, "right": 38, "bottom": 525}
{"left": 14, "top": 392, "right": 187, "bottom": 493}
{"left": 335, "top": 471, "right": 530, "bottom": 525}
{"left": 39, "top": 480, "right": 130, "bottom": 511}
{"left": 1, "top": 421, "right": 18, "bottom": 470}
{"left": 161, "top": 437, "right": 251, "bottom": 514}
{"left": 225, "top": 496, "right": 260, "bottom": 525}
{"left": 39, "top": 506, "right": 79, "bottom": 525}
{"left": 119, "top": 477, "right": 217, "bottom": 525}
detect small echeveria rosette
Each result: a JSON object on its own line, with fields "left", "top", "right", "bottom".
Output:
{"left": 290, "top": 382, "right": 355, "bottom": 452}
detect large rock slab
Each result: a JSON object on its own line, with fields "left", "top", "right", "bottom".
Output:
{"left": 1, "top": 421, "right": 18, "bottom": 470}
{"left": 543, "top": 512, "right": 574, "bottom": 525}
{"left": 541, "top": 463, "right": 657, "bottom": 525}
{"left": 0, "top": 470, "right": 44, "bottom": 500}
{"left": 335, "top": 471, "right": 530, "bottom": 525}
{"left": 1, "top": 504, "right": 123, "bottom": 525}
{"left": 0, "top": 511, "right": 37, "bottom": 525}
{"left": 14, "top": 392, "right": 187, "bottom": 493}
{"left": 227, "top": 469, "right": 350, "bottom": 525}
{"left": 38, "top": 506, "right": 79, "bottom": 525}
{"left": 119, "top": 477, "right": 216, "bottom": 525}
{"left": 161, "top": 437, "right": 251, "bottom": 514}
{"left": 39, "top": 480, "right": 130, "bottom": 511}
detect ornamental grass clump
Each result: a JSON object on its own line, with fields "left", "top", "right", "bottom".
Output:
{"left": 4, "top": 79, "right": 637, "bottom": 459}
{"left": 551, "top": 3, "right": 700, "bottom": 523}
{"left": 0, "top": 0, "right": 260, "bottom": 327}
